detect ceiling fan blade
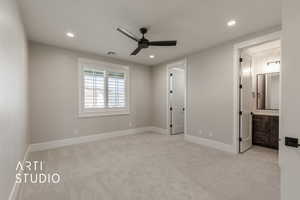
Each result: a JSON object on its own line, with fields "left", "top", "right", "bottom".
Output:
{"left": 149, "top": 40, "right": 177, "bottom": 46}
{"left": 131, "top": 46, "right": 143, "bottom": 55}
{"left": 117, "top": 27, "right": 139, "bottom": 42}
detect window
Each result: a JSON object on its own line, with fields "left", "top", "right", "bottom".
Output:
{"left": 83, "top": 69, "right": 105, "bottom": 109}
{"left": 107, "top": 72, "right": 126, "bottom": 108}
{"left": 79, "top": 59, "right": 129, "bottom": 117}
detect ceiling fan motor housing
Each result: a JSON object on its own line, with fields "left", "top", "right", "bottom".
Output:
{"left": 139, "top": 38, "right": 149, "bottom": 48}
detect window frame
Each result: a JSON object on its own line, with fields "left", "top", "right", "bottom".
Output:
{"left": 78, "top": 58, "right": 130, "bottom": 118}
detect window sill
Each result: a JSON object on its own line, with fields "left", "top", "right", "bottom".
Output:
{"left": 78, "top": 110, "right": 130, "bottom": 118}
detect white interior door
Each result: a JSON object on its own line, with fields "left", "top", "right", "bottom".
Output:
{"left": 281, "top": 2, "right": 300, "bottom": 198}
{"left": 169, "top": 68, "right": 185, "bottom": 135}
{"left": 239, "top": 55, "right": 253, "bottom": 152}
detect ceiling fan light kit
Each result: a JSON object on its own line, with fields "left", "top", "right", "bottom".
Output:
{"left": 117, "top": 27, "right": 177, "bottom": 55}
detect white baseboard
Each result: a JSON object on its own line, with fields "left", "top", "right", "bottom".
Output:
{"left": 184, "top": 134, "right": 236, "bottom": 154}
{"left": 30, "top": 127, "right": 154, "bottom": 152}
{"left": 9, "top": 145, "right": 31, "bottom": 200}
{"left": 29, "top": 126, "right": 170, "bottom": 152}
{"left": 148, "top": 126, "right": 170, "bottom": 135}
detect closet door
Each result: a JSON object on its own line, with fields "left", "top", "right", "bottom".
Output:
{"left": 239, "top": 55, "right": 253, "bottom": 152}
{"left": 169, "top": 68, "right": 185, "bottom": 135}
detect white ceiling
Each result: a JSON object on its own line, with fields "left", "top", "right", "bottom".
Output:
{"left": 18, "top": 0, "right": 281, "bottom": 66}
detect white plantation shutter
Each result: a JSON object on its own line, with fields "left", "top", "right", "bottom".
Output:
{"left": 107, "top": 72, "right": 126, "bottom": 108}
{"left": 83, "top": 69, "right": 105, "bottom": 108}
{"left": 79, "top": 59, "right": 129, "bottom": 117}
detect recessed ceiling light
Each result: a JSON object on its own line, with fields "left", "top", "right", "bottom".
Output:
{"left": 149, "top": 54, "right": 155, "bottom": 59}
{"left": 66, "top": 32, "right": 75, "bottom": 38}
{"left": 227, "top": 20, "right": 236, "bottom": 27}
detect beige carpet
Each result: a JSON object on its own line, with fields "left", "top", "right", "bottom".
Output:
{"left": 17, "top": 132, "right": 280, "bottom": 200}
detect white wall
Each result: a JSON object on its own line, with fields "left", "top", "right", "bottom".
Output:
{"left": 0, "top": 0, "right": 29, "bottom": 199}
{"left": 243, "top": 47, "right": 281, "bottom": 115}
{"left": 187, "top": 43, "right": 235, "bottom": 145}
{"left": 151, "top": 64, "right": 168, "bottom": 129}
{"left": 252, "top": 48, "right": 280, "bottom": 112}
{"left": 280, "top": 0, "right": 300, "bottom": 199}
{"left": 151, "top": 43, "right": 235, "bottom": 145}
{"left": 251, "top": 48, "right": 281, "bottom": 75}
{"left": 151, "top": 27, "right": 281, "bottom": 147}
{"left": 29, "top": 42, "right": 152, "bottom": 143}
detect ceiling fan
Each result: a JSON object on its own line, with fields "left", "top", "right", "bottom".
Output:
{"left": 117, "top": 27, "right": 177, "bottom": 55}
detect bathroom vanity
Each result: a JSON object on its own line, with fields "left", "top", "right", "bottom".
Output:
{"left": 252, "top": 71, "right": 280, "bottom": 149}
{"left": 252, "top": 114, "right": 279, "bottom": 149}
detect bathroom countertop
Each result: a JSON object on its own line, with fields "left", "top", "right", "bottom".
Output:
{"left": 252, "top": 112, "right": 279, "bottom": 116}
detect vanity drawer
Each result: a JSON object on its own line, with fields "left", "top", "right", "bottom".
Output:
{"left": 252, "top": 115, "right": 271, "bottom": 131}
{"left": 253, "top": 131, "right": 269, "bottom": 145}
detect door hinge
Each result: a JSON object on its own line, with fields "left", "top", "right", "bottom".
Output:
{"left": 170, "top": 124, "right": 173, "bottom": 128}
{"left": 239, "top": 57, "right": 243, "bottom": 63}
{"left": 239, "top": 111, "right": 243, "bottom": 115}
{"left": 183, "top": 107, "right": 185, "bottom": 111}
{"left": 170, "top": 107, "right": 173, "bottom": 111}
{"left": 239, "top": 137, "right": 242, "bottom": 142}
{"left": 239, "top": 84, "right": 243, "bottom": 89}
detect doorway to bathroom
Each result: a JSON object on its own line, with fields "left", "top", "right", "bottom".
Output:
{"left": 234, "top": 32, "right": 281, "bottom": 154}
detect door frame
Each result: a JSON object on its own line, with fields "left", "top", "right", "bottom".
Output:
{"left": 233, "top": 31, "right": 281, "bottom": 153}
{"left": 166, "top": 58, "right": 187, "bottom": 135}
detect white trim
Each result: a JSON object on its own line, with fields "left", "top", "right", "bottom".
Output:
{"left": 78, "top": 111, "right": 129, "bottom": 118}
{"left": 184, "top": 59, "right": 188, "bottom": 137}
{"left": 233, "top": 31, "right": 281, "bottom": 154}
{"left": 166, "top": 58, "right": 187, "bottom": 136}
{"left": 78, "top": 58, "right": 130, "bottom": 118}
{"left": 234, "top": 31, "right": 282, "bottom": 49}
{"left": 166, "top": 64, "right": 170, "bottom": 133}
{"left": 30, "top": 127, "right": 152, "bottom": 152}
{"left": 9, "top": 145, "right": 31, "bottom": 200}
{"left": 29, "top": 126, "right": 169, "bottom": 152}
{"left": 184, "top": 135, "right": 236, "bottom": 154}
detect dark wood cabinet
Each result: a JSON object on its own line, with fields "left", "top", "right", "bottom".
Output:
{"left": 252, "top": 114, "right": 279, "bottom": 149}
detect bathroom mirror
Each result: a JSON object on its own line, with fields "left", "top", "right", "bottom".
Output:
{"left": 256, "top": 72, "right": 280, "bottom": 110}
